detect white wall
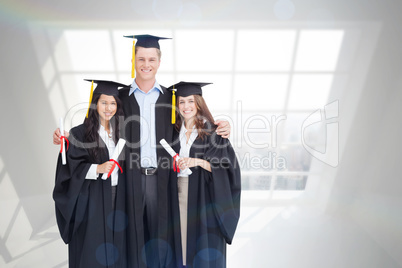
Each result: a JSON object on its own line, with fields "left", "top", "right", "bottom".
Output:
{"left": 1, "top": 0, "right": 402, "bottom": 267}
{"left": 328, "top": 19, "right": 402, "bottom": 263}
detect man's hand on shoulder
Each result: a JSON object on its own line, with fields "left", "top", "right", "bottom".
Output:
{"left": 215, "top": 120, "right": 231, "bottom": 139}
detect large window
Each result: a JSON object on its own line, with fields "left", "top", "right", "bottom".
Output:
{"left": 35, "top": 26, "right": 344, "bottom": 200}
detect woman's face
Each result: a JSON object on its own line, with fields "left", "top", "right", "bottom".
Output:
{"left": 97, "top": 94, "right": 117, "bottom": 123}
{"left": 178, "top": 95, "right": 198, "bottom": 121}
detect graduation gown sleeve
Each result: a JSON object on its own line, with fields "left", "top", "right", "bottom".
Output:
{"left": 53, "top": 125, "right": 93, "bottom": 243}
{"left": 203, "top": 134, "right": 241, "bottom": 244}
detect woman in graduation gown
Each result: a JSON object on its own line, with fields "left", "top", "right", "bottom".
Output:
{"left": 53, "top": 80, "right": 128, "bottom": 268}
{"left": 169, "top": 82, "right": 241, "bottom": 268}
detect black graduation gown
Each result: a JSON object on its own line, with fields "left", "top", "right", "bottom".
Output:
{"left": 172, "top": 129, "right": 241, "bottom": 268}
{"left": 53, "top": 124, "right": 127, "bottom": 268}
{"left": 119, "top": 86, "right": 180, "bottom": 268}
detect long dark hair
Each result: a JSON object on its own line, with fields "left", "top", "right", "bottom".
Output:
{"left": 84, "top": 93, "right": 124, "bottom": 162}
{"left": 174, "top": 94, "right": 216, "bottom": 140}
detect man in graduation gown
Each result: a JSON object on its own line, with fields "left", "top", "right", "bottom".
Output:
{"left": 118, "top": 35, "right": 179, "bottom": 268}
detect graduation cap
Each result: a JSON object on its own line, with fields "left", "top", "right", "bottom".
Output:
{"left": 124, "top": 34, "right": 171, "bottom": 78}
{"left": 124, "top": 34, "right": 171, "bottom": 49}
{"left": 84, "top": 79, "right": 127, "bottom": 118}
{"left": 167, "top": 81, "right": 212, "bottom": 124}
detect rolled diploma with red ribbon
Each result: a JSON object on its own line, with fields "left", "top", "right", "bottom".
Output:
{"left": 159, "top": 139, "right": 192, "bottom": 175}
{"left": 59, "top": 117, "right": 67, "bottom": 165}
{"left": 102, "top": 138, "right": 126, "bottom": 180}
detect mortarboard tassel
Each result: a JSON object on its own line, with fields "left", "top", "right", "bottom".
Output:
{"left": 131, "top": 40, "right": 136, "bottom": 78}
{"left": 171, "top": 86, "right": 176, "bottom": 124}
{"left": 86, "top": 80, "right": 94, "bottom": 118}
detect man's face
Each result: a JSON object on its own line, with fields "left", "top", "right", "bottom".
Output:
{"left": 135, "top": 47, "right": 161, "bottom": 82}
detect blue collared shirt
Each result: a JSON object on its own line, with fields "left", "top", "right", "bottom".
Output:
{"left": 129, "top": 80, "right": 164, "bottom": 168}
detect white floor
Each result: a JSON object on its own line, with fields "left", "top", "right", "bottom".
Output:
{"left": 1, "top": 191, "right": 401, "bottom": 268}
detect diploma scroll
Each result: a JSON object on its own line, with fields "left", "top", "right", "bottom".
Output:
{"left": 159, "top": 139, "right": 192, "bottom": 175}
{"left": 102, "top": 138, "right": 126, "bottom": 180}
{"left": 59, "top": 117, "right": 68, "bottom": 165}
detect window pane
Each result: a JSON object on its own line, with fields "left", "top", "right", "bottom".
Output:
{"left": 278, "top": 145, "right": 312, "bottom": 172}
{"left": 295, "top": 30, "right": 344, "bottom": 71}
{"left": 281, "top": 112, "right": 312, "bottom": 143}
{"left": 60, "top": 30, "right": 115, "bottom": 72}
{"left": 234, "top": 74, "right": 289, "bottom": 110}
{"left": 176, "top": 30, "right": 234, "bottom": 72}
{"left": 233, "top": 112, "right": 286, "bottom": 150}
{"left": 113, "top": 30, "right": 135, "bottom": 73}
{"left": 236, "top": 30, "right": 296, "bottom": 71}
{"left": 288, "top": 74, "right": 333, "bottom": 110}
{"left": 242, "top": 175, "right": 272, "bottom": 190}
{"left": 274, "top": 175, "right": 307, "bottom": 190}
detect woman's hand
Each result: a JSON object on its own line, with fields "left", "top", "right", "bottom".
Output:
{"left": 178, "top": 157, "right": 211, "bottom": 172}
{"left": 97, "top": 161, "right": 115, "bottom": 174}
{"left": 53, "top": 128, "right": 70, "bottom": 145}
{"left": 178, "top": 157, "right": 196, "bottom": 170}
